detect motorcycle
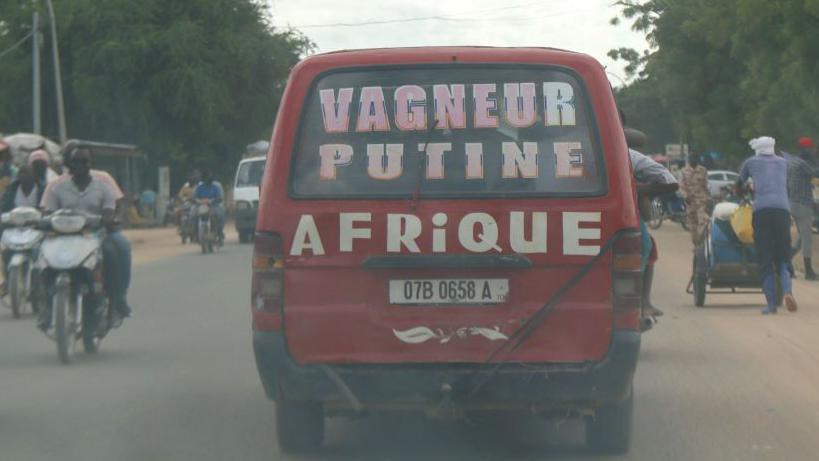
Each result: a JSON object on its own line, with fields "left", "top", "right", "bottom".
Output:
{"left": 647, "top": 193, "right": 689, "bottom": 230}
{"left": 0, "top": 207, "right": 45, "bottom": 318}
{"left": 177, "top": 200, "right": 197, "bottom": 244}
{"left": 163, "top": 197, "right": 176, "bottom": 227}
{"left": 37, "top": 210, "right": 116, "bottom": 364}
{"left": 196, "top": 199, "right": 222, "bottom": 254}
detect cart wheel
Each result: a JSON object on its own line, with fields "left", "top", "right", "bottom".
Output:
{"left": 693, "top": 244, "right": 707, "bottom": 307}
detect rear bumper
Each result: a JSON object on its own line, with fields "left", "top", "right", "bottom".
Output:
{"left": 252, "top": 330, "right": 640, "bottom": 413}
{"left": 234, "top": 208, "right": 257, "bottom": 231}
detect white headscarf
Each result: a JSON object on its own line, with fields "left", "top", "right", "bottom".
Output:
{"left": 749, "top": 136, "right": 776, "bottom": 156}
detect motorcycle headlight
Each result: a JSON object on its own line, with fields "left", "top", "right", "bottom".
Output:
{"left": 51, "top": 215, "right": 87, "bottom": 234}
{"left": 198, "top": 204, "right": 210, "bottom": 216}
{"left": 3, "top": 207, "right": 42, "bottom": 226}
{"left": 235, "top": 201, "right": 250, "bottom": 210}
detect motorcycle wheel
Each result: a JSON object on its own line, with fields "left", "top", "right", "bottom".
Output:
{"left": 647, "top": 198, "right": 664, "bottom": 230}
{"left": 54, "top": 285, "right": 77, "bottom": 364}
{"left": 30, "top": 274, "right": 42, "bottom": 315}
{"left": 82, "top": 297, "right": 100, "bottom": 354}
{"left": 9, "top": 265, "right": 24, "bottom": 319}
{"left": 199, "top": 222, "right": 208, "bottom": 254}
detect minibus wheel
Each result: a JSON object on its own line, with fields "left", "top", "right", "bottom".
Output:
{"left": 585, "top": 387, "right": 633, "bottom": 454}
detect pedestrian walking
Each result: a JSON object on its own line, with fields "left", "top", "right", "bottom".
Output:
{"left": 679, "top": 154, "right": 711, "bottom": 245}
{"left": 787, "top": 137, "right": 818, "bottom": 280}
{"left": 739, "top": 136, "right": 798, "bottom": 314}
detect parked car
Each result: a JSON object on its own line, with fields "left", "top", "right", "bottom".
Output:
{"left": 707, "top": 170, "right": 740, "bottom": 197}
{"left": 251, "top": 47, "right": 643, "bottom": 454}
{"left": 233, "top": 155, "right": 266, "bottom": 243}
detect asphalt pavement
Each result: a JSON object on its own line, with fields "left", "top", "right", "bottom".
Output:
{"left": 1, "top": 227, "right": 819, "bottom": 460}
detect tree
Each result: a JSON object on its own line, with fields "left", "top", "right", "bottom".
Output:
{"left": 0, "top": 0, "right": 312, "bottom": 184}
{"left": 0, "top": 0, "right": 40, "bottom": 134}
{"left": 610, "top": 0, "right": 819, "bottom": 162}
{"left": 615, "top": 76, "right": 676, "bottom": 154}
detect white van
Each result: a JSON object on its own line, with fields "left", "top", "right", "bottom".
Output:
{"left": 233, "top": 155, "right": 266, "bottom": 243}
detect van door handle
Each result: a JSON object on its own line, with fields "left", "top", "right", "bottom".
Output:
{"left": 362, "top": 254, "right": 532, "bottom": 269}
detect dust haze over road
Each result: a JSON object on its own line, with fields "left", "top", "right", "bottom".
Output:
{"left": 1, "top": 227, "right": 819, "bottom": 460}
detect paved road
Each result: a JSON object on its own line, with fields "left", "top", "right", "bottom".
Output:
{"left": 1, "top": 227, "right": 819, "bottom": 460}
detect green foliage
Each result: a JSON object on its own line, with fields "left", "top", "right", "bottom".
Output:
{"left": 615, "top": 76, "right": 675, "bottom": 154}
{"left": 611, "top": 0, "right": 819, "bottom": 162}
{"left": 0, "top": 0, "right": 312, "bottom": 183}
{"left": 0, "top": 0, "right": 40, "bottom": 133}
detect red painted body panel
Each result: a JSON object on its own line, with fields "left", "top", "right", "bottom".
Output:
{"left": 253, "top": 47, "right": 638, "bottom": 365}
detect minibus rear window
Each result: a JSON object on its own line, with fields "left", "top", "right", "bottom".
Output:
{"left": 290, "top": 65, "right": 606, "bottom": 199}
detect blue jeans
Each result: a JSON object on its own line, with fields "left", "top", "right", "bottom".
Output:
{"left": 640, "top": 219, "right": 652, "bottom": 271}
{"left": 102, "top": 230, "right": 132, "bottom": 310}
{"left": 763, "top": 264, "right": 793, "bottom": 310}
{"left": 212, "top": 204, "right": 225, "bottom": 236}
{"left": 752, "top": 208, "right": 792, "bottom": 310}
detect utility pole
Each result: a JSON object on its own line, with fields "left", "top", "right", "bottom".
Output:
{"left": 32, "top": 12, "right": 42, "bottom": 135}
{"left": 45, "top": 0, "right": 67, "bottom": 143}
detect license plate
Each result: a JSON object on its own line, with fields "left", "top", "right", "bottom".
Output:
{"left": 389, "top": 279, "right": 509, "bottom": 305}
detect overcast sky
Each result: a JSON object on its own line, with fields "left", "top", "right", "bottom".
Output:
{"left": 268, "top": 0, "right": 649, "bottom": 85}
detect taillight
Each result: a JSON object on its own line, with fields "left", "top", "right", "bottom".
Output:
{"left": 251, "top": 232, "right": 284, "bottom": 330}
{"left": 612, "top": 230, "right": 643, "bottom": 330}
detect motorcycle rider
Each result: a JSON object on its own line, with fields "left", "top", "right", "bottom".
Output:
{"left": 0, "top": 140, "right": 18, "bottom": 196}
{"left": 194, "top": 169, "right": 225, "bottom": 243}
{"left": 0, "top": 165, "right": 45, "bottom": 295}
{"left": 39, "top": 147, "right": 132, "bottom": 329}
{"left": 177, "top": 169, "right": 200, "bottom": 202}
{"left": 28, "top": 149, "right": 60, "bottom": 184}
{"left": 176, "top": 169, "right": 200, "bottom": 225}
{"left": 1, "top": 164, "right": 44, "bottom": 212}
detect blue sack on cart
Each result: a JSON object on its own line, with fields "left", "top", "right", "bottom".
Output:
{"left": 711, "top": 219, "right": 745, "bottom": 265}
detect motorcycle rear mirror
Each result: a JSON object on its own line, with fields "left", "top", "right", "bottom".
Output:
{"left": 624, "top": 128, "right": 647, "bottom": 149}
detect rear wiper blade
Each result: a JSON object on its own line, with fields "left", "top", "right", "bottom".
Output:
{"left": 467, "top": 228, "right": 634, "bottom": 398}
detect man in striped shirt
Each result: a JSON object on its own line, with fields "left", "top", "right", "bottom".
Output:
{"left": 788, "top": 137, "right": 818, "bottom": 280}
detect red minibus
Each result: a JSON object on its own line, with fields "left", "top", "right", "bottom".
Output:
{"left": 252, "top": 47, "right": 642, "bottom": 454}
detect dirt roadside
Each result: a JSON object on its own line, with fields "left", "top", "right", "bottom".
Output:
{"left": 125, "top": 225, "right": 240, "bottom": 265}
